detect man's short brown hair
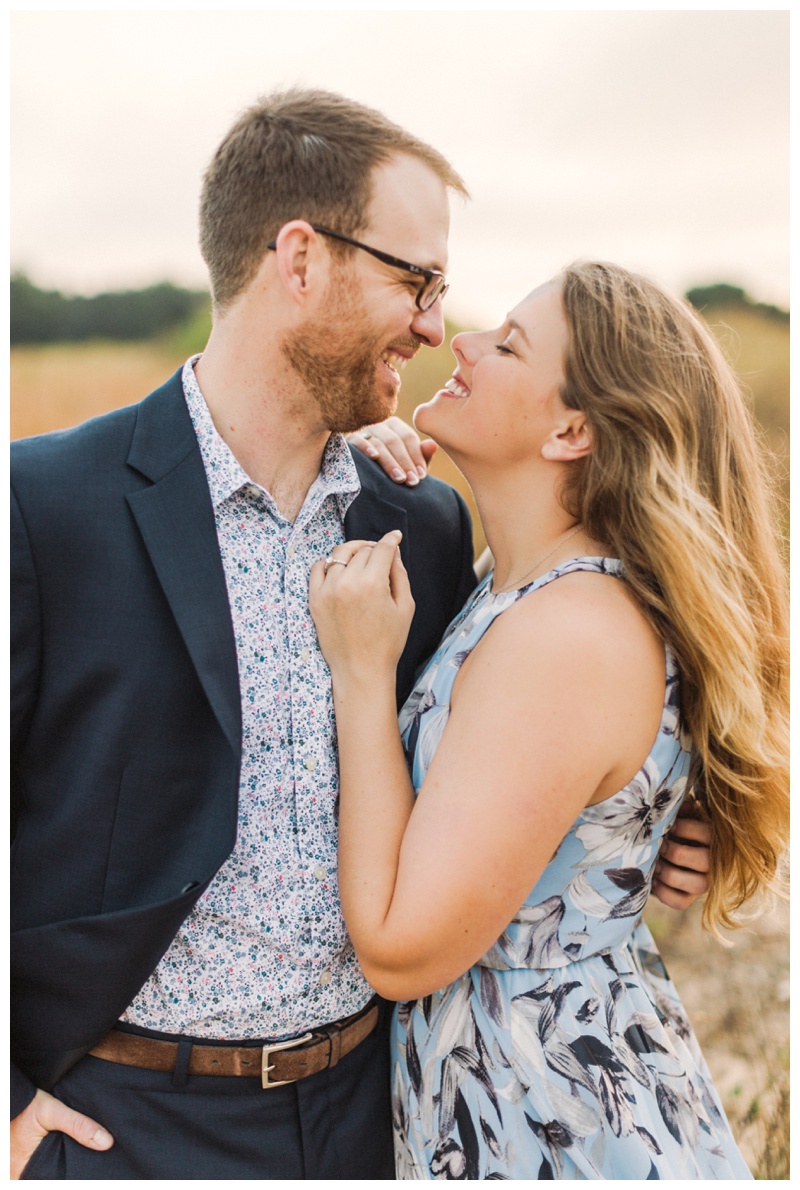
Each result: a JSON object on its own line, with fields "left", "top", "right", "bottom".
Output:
{"left": 199, "top": 88, "right": 468, "bottom": 312}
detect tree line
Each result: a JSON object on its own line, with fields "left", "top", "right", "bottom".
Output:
{"left": 10, "top": 274, "right": 209, "bottom": 345}
{"left": 10, "top": 274, "right": 787, "bottom": 347}
{"left": 684, "top": 283, "right": 788, "bottom": 323}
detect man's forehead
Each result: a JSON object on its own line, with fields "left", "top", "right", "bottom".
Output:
{"left": 363, "top": 155, "right": 450, "bottom": 270}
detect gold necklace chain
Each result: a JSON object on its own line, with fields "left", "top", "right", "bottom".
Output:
{"left": 491, "top": 525, "right": 584, "bottom": 595}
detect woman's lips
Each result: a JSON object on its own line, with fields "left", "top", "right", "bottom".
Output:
{"left": 441, "top": 375, "right": 471, "bottom": 398}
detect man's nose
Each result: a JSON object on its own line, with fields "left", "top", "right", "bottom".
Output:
{"left": 411, "top": 299, "right": 446, "bottom": 349}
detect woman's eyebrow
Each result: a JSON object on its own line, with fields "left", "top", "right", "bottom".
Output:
{"left": 506, "top": 318, "right": 532, "bottom": 347}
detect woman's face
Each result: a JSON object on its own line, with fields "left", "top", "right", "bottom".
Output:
{"left": 414, "top": 279, "right": 571, "bottom": 468}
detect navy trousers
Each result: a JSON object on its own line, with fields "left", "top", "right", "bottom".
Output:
{"left": 20, "top": 1012, "right": 395, "bottom": 1180}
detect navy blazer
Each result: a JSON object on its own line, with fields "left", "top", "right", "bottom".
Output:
{"left": 10, "top": 369, "right": 476, "bottom": 1113}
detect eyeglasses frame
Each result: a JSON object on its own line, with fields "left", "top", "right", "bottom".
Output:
{"left": 266, "top": 223, "right": 448, "bottom": 312}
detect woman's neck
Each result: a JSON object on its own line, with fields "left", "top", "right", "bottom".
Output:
{"left": 465, "top": 461, "right": 597, "bottom": 591}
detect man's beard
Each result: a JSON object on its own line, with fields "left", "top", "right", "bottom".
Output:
{"left": 281, "top": 271, "right": 402, "bottom": 433}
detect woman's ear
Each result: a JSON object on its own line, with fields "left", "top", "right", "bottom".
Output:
{"left": 541, "top": 411, "right": 592, "bottom": 462}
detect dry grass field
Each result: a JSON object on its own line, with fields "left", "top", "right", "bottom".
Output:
{"left": 10, "top": 340, "right": 186, "bottom": 441}
{"left": 646, "top": 895, "right": 790, "bottom": 1178}
{"left": 10, "top": 307, "right": 789, "bottom": 1177}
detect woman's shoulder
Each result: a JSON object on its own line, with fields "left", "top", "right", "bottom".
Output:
{"left": 483, "top": 559, "right": 664, "bottom": 688}
{"left": 512, "top": 558, "right": 652, "bottom": 628}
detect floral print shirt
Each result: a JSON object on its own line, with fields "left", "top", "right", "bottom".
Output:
{"left": 122, "top": 357, "right": 372, "bottom": 1039}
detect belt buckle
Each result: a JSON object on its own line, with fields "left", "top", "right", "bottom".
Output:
{"left": 261, "top": 1031, "right": 313, "bottom": 1089}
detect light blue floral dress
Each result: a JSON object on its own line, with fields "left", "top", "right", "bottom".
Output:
{"left": 391, "top": 559, "right": 751, "bottom": 1180}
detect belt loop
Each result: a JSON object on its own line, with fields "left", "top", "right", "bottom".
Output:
{"left": 327, "top": 1024, "right": 343, "bottom": 1069}
{"left": 171, "top": 1038, "right": 193, "bottom": 1087}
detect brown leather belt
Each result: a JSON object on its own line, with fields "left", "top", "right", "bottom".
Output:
{"left": 89, "top": 1000, "right": 379, "bottom": 1089}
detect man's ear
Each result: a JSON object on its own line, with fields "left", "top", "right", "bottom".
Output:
{"left": 541, "top": 410, "right": 592, "bottom": 462}
{"left": 272, "top": 221, "right": 328, "bottom": 306}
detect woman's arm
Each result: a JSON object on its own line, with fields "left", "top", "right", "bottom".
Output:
{"left": 311, "top": 538, "right": 667, "bottom": 1001}
{"left": 309, "top": 533, "right": 418, "bottom": 964}
{"left": 341, "top": 428, "right": 713, "bottom": 909}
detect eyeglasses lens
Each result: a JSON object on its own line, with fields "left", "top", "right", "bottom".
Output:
{"left": 420, "top": 276, "right": 448, "bottom": 312}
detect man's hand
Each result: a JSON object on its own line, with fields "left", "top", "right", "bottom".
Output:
{"left": 10, "top": 1088, "right": 113, "bottom": 1179}
{"left": 651, "top": 803, "right": 711, "bottom": 910}
{"left": 347, "top": 417, "right": 437, "bottom": 486}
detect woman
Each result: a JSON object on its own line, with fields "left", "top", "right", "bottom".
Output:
{"left": 309, "top": 263, "right": 788, "bottom": 1179}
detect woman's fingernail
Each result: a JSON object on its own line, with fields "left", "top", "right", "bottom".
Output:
{"left": 366, "top": 445, "right": 379, "bottom": 458}
{"left": 417, "top": 465, "right": 427, "bottom": 478}
{"left": 406, "top": 471, "right": 419, "bottom": 486}
{"left": 391, "top": 468, "right": 405, "bottom": 482}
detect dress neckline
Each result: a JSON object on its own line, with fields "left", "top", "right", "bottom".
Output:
{"left": 485, "top": 555, "right": 623, "bottom": 602}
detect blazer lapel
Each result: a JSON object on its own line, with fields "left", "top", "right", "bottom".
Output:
{"left": 126, "top": 373, "right": 241, "bottom": 754}
{"left": 345, "top": 451, "right": 409, "bottom": 561}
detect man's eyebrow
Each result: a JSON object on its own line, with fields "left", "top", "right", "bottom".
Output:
{"left": 506, "top": 317, "right": 532, "bottom": 347}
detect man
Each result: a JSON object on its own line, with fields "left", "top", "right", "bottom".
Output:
{"left": 11, "top": 89, "right": 709, "bottom": 1179}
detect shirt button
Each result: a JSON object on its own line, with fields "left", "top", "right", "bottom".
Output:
{"left": 318, "top": 969, "right": 332, "bottom": 986}
{"left": 314, "top": 865, "right": 328, "bottom": 881}
{"left": 304, "top": 757, "right": 318, "bottom": 771}
{"left": 301, "top": 648, "right": 310, "bottom": 662}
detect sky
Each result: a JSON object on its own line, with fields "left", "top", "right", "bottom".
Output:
{"left": 9, "top": 4, "right": 790, "bottom": 330}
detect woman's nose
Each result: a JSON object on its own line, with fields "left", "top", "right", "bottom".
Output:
{"left": 451, "top": 330, "right": 481, "bottom": 366}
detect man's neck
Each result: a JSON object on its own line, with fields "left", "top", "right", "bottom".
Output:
{"left": 194, "top": 329, "right": 330, "bottom": 523}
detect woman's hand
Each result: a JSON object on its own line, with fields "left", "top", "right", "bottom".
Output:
{"left": 309, "top": 532, "right": 415, "bottom": 681}
{"left": 347, "top": 417, "right": 438, "bottom": 485}
{"left": 312, "top": 535, "right": 419, "bottom": 978}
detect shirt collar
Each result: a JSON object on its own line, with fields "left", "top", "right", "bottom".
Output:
{"left": 182, "top": 355, "right": 361, "bottom": 519}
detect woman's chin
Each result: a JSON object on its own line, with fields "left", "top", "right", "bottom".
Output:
{"left": 413, "top": 390, "right": 454, "bottom": 439}
{"left": 412, "top": 400, "right": 432, "bottom": 435}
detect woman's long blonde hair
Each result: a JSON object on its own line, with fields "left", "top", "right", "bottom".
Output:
{"left": 559, "top": 261, "right": 789, "bottom": 933}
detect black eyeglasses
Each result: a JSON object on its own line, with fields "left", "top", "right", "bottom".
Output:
{"left": 267, "top": 224, "right": 448, "bottom": 312}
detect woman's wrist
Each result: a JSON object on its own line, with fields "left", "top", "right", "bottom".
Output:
{"left": 330, "top": 664, "right": 397, "bottom": 702}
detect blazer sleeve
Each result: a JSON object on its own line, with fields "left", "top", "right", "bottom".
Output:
{"left": 11, "top": 1061, "right": 36, "bottom": 1121}
{"left": 450, "top": 485, "right": 478, "bottom": 620}
{"left": 10, "top": 487, "right": 41, "bottom": 1118}
{"left": 11, "top": 485, "right": 42, "bottom": 800}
